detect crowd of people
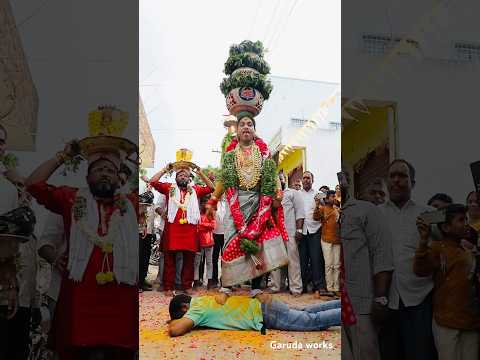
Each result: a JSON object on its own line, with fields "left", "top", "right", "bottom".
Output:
{"left": 1, "top": 107, "right": 344, "bottom": 358}
{"left": 0, "top": 105, "right": 141, "bottom": 360}
{"left": 139, "top": 168, "right": 343, "bottom": 300}
{"left": 341, "top": 159, "right": 480, "bottom": 360}
{"left": 137, "top": 114, "right": 343, "bottom": 337}
{"left": 4, "top": 104, "right": 479, "bottom": 359}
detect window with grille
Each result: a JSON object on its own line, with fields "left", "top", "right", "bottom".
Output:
{"left": 455, "top": 42, "right": 480, "bottom": 62}
{"left": 329, "top": 121, "right": 341, "bottom": 130}
{"left": 290, "top": 118, "right": 308, "bottom": 127}
{"left": 362, "top": 34, "right": 419, "bottom": 56}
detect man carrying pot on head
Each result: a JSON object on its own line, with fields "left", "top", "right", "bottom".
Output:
{"left": 144, "top": 149, "right": 214, "bottom": 297}
{"left": 25, "top": 105, "right": 140, "bottom": 360}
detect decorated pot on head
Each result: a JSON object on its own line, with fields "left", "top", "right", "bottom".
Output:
{"left": 226, "top": 87, "right": 265, "bottom": 117}
{"left": 0, "top": 206, "right": 35, "bottom": 261}
{"left": 171, "top": 148, "right": 197, "bottom": 172}
{"left": 220, "top": 40, "right": 272, "bottom": 118}
{"left": 77, "top": 105, "right": 139, "bottom": 171}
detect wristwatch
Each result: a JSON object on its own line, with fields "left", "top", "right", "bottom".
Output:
{"left": 374, "top": 296, "right": 389, "bottom": 306}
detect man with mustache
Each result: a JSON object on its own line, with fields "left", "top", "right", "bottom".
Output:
{"left": 378, "top": 159, "right": 437, "bottom": 360}
{"left": 298, "top": 170, "right": 327, "bottom": 297}
{"left": 25, "top": 105, "right": 140, "bottom": 360}
{"left": 145, "top": 160, "right": 214, "bottom": 297}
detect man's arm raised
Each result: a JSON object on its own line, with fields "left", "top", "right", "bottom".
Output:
{"left": 25, "top": 141, "right": 78, "bottom": 187}
{"left": 143, "top": 163, "right": 173, "bottom": 185}
{"left": 193, "top": 165, "right": 214, "bottom": 190}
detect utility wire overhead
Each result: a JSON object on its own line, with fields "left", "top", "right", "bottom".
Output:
{"left": 15, "top": 0, "right": 51, "bottom": 30}
{"left": 265, "top": 0, "right": 293, "bottom": 49}
{"left": 262, "top": 0, "right": 281, "bottom": 45}
{"left": 269, "top": 0, "right": 302, "bottom": 54}
{"left": 140, "top": 66, "right": 158, "bottom": 84}
{"left": 248, "top": 0, "right": 262, "bottom": 40}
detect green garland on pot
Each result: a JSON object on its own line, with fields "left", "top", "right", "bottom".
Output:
{"left": 260, "top": 158, "right": 277, "bottom": 196}
{"left": 224, "top": 53, "right": 270, "bottom": 75}
{"left": 229, "top": 40, "right": 265, "bottom": 57}
{"left": 220, "top": 72, "right": 273, "bottom": 100}
{"left": 221, "top": 151, "right": 238, "bottom": 188}
{"left": 220, "top": 132, "right": 236, "bottom": 167}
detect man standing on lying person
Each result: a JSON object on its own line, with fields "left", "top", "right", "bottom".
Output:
{"left": 25, "top": 105, "right": 139, "bottom": 360}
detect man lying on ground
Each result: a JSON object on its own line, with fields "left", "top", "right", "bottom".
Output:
{"left": 167, "top": 292, "right": 341, "bottom": 337}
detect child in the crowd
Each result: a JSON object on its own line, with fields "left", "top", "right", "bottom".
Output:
{"left": 414, "top": 204, "right": 480, "bottom": 360}
{"left": 193, "top": 196, "right": 216, "bottom": 290}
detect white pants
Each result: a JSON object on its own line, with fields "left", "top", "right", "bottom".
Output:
{"left": 271, "top": 231, "right": 303, "bottom": 294}
{"left": 432, "top": 319, "right": 479, "bottom": 360}
{"left": 342, "top": 314, "right": 381, "bottom": 360}
{"left": 194, "top": 247, "right": 213, "bottom": 281}
{"left": 321, "top": 240, "right": 341, "bottom": 292}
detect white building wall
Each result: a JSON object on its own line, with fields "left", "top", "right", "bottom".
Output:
{"left": 257, "top": 76, "right": 341, "bottom": 189}
{"left": 343, "top": 0, "right": 480, "bottom": 204}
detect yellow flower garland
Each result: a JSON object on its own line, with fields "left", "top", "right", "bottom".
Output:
{"left": 77, "top": 210, "right": 121, "bottom": 285}
{"left": 234, "top": 144, "right": 262, "bottom": 190}
{"left": 170, "top": 186, "right": 192, "bottom": 225}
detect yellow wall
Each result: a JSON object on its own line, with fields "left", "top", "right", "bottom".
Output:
{"left": 278, "top": 148, "right": 304, "bottom": 178}
{"left": 342, "top": 106, "right": 389, "bottom": 170}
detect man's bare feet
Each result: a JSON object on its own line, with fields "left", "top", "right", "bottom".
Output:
{"left": 163, "top": 290, "right": 174, "bottom": 297}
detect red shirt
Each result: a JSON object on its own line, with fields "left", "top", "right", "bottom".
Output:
{"left": 27, "top": 181, "right": 138, "bottom": 352}
{"left": 150, "top": 181, "right": 212, "bottom": 252}
{"left": 198, "top": 214, "right": 216, "bottom": 248}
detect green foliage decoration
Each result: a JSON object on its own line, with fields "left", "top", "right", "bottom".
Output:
{"left": 220, "top": 72, "right": 273, "bottom": 100}
{"left": 224, "top": 52, "right": 270, "bottom": 75}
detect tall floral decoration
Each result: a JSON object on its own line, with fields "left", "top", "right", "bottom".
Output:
{"left": 217, "top": 40, "right": 283, "bottom": 269}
